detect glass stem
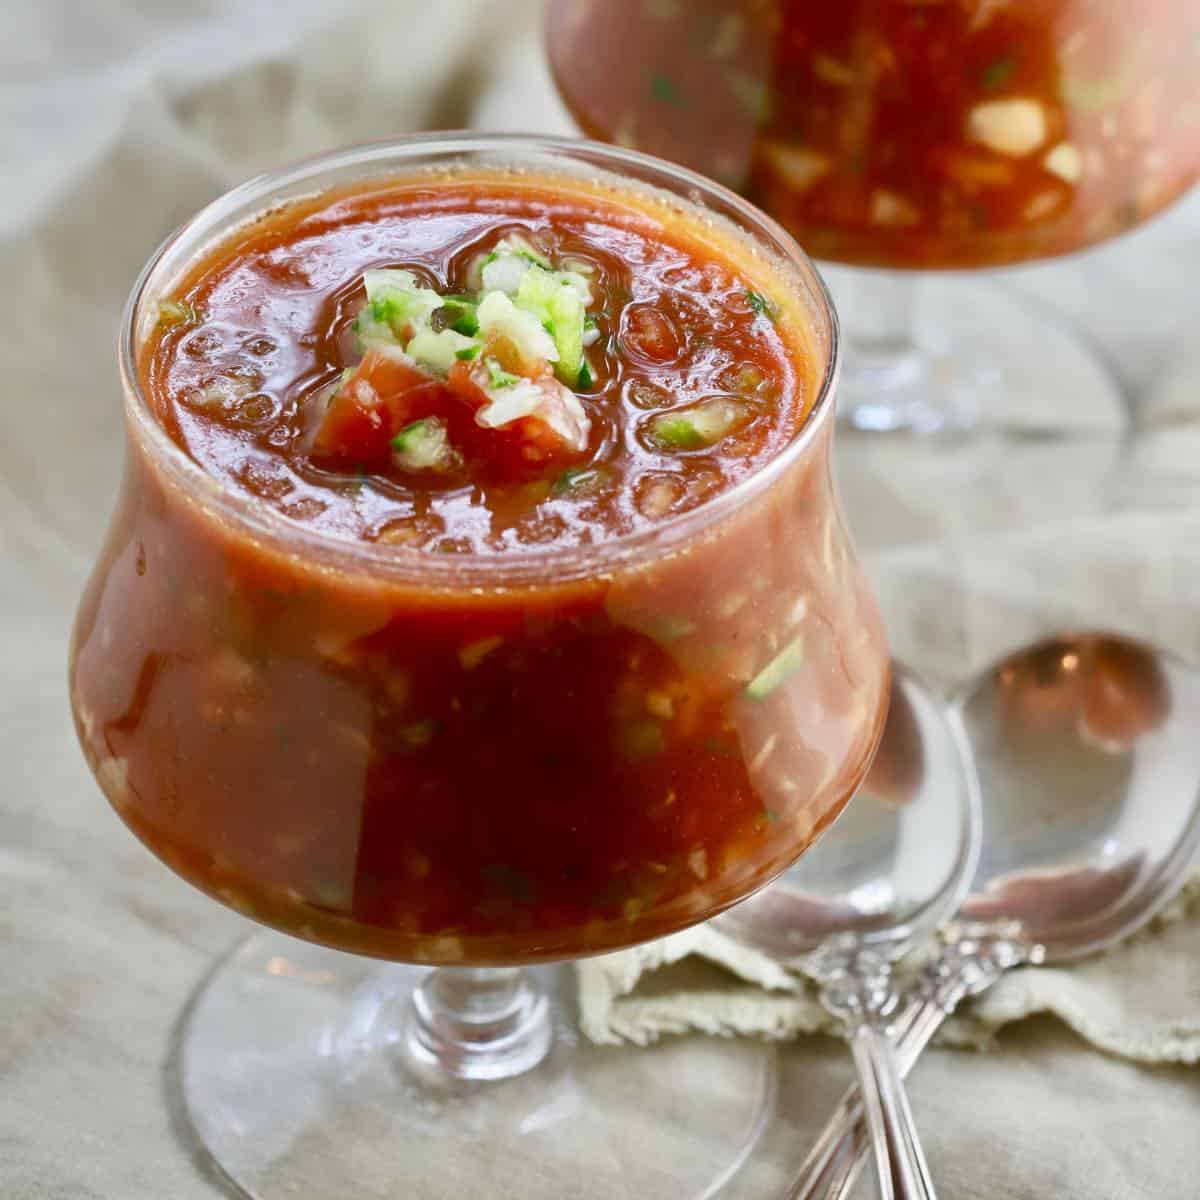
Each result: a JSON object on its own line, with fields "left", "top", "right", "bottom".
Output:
{"left": 404, "top": 966, "right": 553, "bottom": 1081}
{"left": 838, "top": 270, "right": 923, "bottom": 390}
{"left": 826, "top": 268, "right": 961, "bottom": 434}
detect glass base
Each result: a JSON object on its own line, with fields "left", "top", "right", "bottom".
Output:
{"left": 826, "top": 270, "right": 1126, "bottom": 436}
{"left": 180, "top": 930, "right": 777, "bottom": 1199}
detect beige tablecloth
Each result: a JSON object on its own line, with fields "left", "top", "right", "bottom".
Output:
{"left": 4, "top": 2, "right": 1200, "bottom": 1197}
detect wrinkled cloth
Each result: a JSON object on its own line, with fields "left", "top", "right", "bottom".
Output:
{"left": 3, "top": 2, "right": 1200, "bottom": 1198}
{"left": 578, "top": 879, "right": 1200, "bottom": 1062}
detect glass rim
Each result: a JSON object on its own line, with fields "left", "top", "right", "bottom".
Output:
{"left": 119, "top": 131, "right": 842, "bottom": 589}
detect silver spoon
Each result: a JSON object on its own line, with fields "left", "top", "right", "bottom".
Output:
{"left": 787, "top": 631, "right": 1200, "bottom": 1200}
{"left": 718, "top": 662, "right": 981, "bottom": 1200}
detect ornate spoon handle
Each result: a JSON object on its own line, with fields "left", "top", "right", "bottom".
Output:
{"left": 787, "top": 927, "right": 1040, "bottom": 1200}
{"left": 847, "top": 1021, "right": 938, "bottom": 1200}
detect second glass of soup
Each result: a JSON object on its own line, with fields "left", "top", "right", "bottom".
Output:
{"left": 548, "top": 0, "right": 1200, "bottom": 431}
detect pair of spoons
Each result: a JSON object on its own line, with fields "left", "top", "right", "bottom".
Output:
{"left": 718, "top": 632, "right": 1200, "bottom": 1200}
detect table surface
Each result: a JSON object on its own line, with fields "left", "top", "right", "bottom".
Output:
{"left": 4, "top": 2, "right": 1200, "bottom": 1197}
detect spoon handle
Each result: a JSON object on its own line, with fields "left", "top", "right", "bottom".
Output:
{"left": 787, "top": 927, "right": 1038, "bottom": 1200}
{"left": 848, "top": 1022, "right": 939, "bottom": 1200}
{"left": 785, "top": 998, "right": 931, "bottom": 1200}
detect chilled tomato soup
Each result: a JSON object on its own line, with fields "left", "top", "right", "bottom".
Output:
{"left": 71, "top": 163, "right": 888, "bottom": 963}
{"left": 550, "top": 0, "right": 1200, "bottom": 268}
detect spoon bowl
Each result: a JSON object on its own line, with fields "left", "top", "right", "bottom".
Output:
{"left": 955, "top": 631, "right": 1200, "bottom": 960}
{"left": 718, "top": 663, "right": 981, "bottom": 959}
{"left": 785, "top": 631, "right": 1200, "bottom": 1200}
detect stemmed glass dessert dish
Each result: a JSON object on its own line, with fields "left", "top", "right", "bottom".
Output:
{"left": 68, "top": 134, "right": 890, "bottom": 1198}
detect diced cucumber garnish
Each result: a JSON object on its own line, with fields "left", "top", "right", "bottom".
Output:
{"left": 515, "top": 265, "right": 588, "bottom": 387}
{"left": 391, "top": 417, "right": 459, "bottom": 472}
{"left": 357, "top": 269, "right": 443, "bottom": 351}
{"left": 476, "top": 291, "right": 559, "bottom": 367}
{"left": 745, "top": 636, "right": 805, "bottom": 700}
{"left": 407, "top": 327, "right": 480, "bottom": 374}
{"left": 473, "top": 376, "right": 547, "bottom": 427}
{"left": 354, "top": 307, "right": 399, "bottom": 349}
{"left": 481, "top": 254, "right": 531, "bottom": 295}
{"left": 1060, "top": 73, "right": 1130, "bottom": 113}
{"left": 645, "top": 614, "right": 696, "bottom": 642}
{"left": 439, "top": 296, "right": 480, "bottom": 336}
{"left": 158, "top": 299, "right": 200, "bottom": 326}
{"left": 477, "top": 234, "right": 555, "bottom": 294}
{"left": 649, "top": 399, "right": 747, "bottom": 450}
{"left": 650, "top": 416, "right": 703, "bottom": 450}
{"left": 495, "top": 234, "right": 553, "bottom": 269}
{"left": 485, "top": 358, "right": 521, "bottom": 389}
{"left": 363, "top": 269, "right": 443, "bottom": 329}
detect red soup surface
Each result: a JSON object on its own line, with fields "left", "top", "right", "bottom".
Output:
{"left": 70, "top": 169, "right": 889, "bottom": 964}
{"left": 548, "top": 0, "right": 1200, "bottom": 268}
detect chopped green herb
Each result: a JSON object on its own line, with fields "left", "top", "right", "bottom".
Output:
{"left": 578, "top": 360, "right": 593, "bottom": 388}
{"left": 746, "top": 290, "right": 773, "bottom": 318}
{"left": 649, "top": 73, "right": 685, "bottom": 106}
{"left": 455, "top": 345, "right": 480, "bottom": 361}
{"left": 745, "top": 636, "right": 805, "bottom": 700}
{"left": 584, "top": 314, "right": 598, "bottom": 331}
{"left": 552, "top": 466, "right": 608, "bottom": 497}
{"left": 763, "top": 808, "right": 780, "bottom": 824}
{"left": 980, "top": 56, "right": 1016, "bottom": 90}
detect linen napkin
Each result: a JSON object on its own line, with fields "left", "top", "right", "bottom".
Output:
{"left": 577, "top": 876, "right": 1200, "bottom": 1061}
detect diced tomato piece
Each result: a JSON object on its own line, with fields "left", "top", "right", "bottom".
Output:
{"left": 447, "top": 361, "right": 589, "bottom": 475}
{"left": 620, "top": 305, "right": 681, "bottom": 363}
{"left": 312, "top": 350, "right": 458, "bottom": 466}
{"left": 311, "top": 350, "right": 589, "bottom": 482}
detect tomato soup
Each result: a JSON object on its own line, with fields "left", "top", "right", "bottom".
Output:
{"left": 70, "top": 163, "right": 889, "bottom": 964}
